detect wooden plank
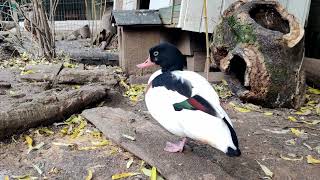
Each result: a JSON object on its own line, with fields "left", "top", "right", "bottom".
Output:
{"left": 81, "top": 107, "right": 239, "bottom": 180}
{"left": 186, "top": 52, "right": 206, "bottom": 72}
{"left": 122, "top": 0, "right": 138, "bottom": 10}
{"left": 200, "top": 0, "right": 224, "bottom": 33}
{"left": 113, "top": 0, "right": 124, "bottom": 10}
{"left": 121, "top": 27, "right": 160, "bottom": 74}
{"left": 113, "top": 10, "right": 162, "bottom": 26}
{"left": 182, "top": 0, "right": 204, "bottom": 32}
{"left": 177, "top": 0, "right": 187, "bottom": 28}
{"left": 159, "top": 5, "right": 181, "bottom": 25}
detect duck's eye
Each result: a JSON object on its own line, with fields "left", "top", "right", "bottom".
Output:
{"left": 153, "top": 51, "right": 159, "bottom": 57}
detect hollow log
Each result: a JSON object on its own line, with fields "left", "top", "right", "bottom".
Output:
{"left": 211, "top": 0, "right": 305, "bottom": 108}
{"left": 93, "top": 7, "right": 117, "bottom": 49}
{"left": 0, "top": 85, "right": 109, "bottom": 139}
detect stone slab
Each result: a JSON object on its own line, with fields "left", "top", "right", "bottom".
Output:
{"left": 82, "top": 107, "right": 261, "bottom": 180}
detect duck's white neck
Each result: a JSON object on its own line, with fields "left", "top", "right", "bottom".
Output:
{"left": 148, "top": 69, "right": 163, "bottom": 84}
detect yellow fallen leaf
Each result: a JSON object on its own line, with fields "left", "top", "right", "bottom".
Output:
{"left": 290, "top": 128, "right": 304, "bottom": 137}
{"left": 52, "top": 142, "right": 75, "bottom": 147}
{"left": 37, "top": 128, "right": 54, "bottom": 135}
{"left": 20, "top": 70, "right": 35, "bottom": 75}
{"left": 257, "top": 161, "right": 273, "bottom": 178}
{"left": 234, "top": 106, "right": 251, "bottom": 113}
{"left": 151, "top": 167, "right": 157, "bottom": 180}
{"left": 288, "top": 116, "right": 297, "bottom": 122}
{"left": 126, "top": 158, "right": 134, "bottom": 169}
{"left": 48, "top": 167, "right": 60, "bottom": 174}
{"left": 302, "top": 120, "right": 320, "bottom": 125}
{"left": 71, "top": 119, "right": 87, "bottom": 138}
{"left": 12, "top": 175, "right": 38, "bottom": 180}
{"left": 72, "top": 85, "right": 81, "bottom": 89}
{"left": 91, "top": 139, "right": 109, "bottom": 146}
{"left": 111, "top": 172, "right": 140, "bottom": 179}
{"left": 306, "top": 155, "right": 320, "bottom": 164}
{"left": 25, "top": 135, "right": 33, "bottom": 150}
{"left": 285, "top": 139, "right": 296, "bottom": 146}
{"left": 229, "top": 102, "right": 251, "bottom": 113}
{"left": 316, "top": 106, "right": 320, "bottom": 116}
{"left": 141, "top": 168, "right": 151, "bottom": 177}
{"left": 4, "top": 175, "right": 9, "bottom": 180}
{"left": 264, "top": 112, "right": 273, "bottom": 116}
{"left": 139, "top": 160, "right": 145, "bottom": 170}
{"left": 78, "top": 146, "right": 99, "bottom": 151}
{"left": 295, "top": 107, "right": 312, "bottom": 115}
{"left": 256, "top": 161, "right": 273, "bottom": 178}
{"left": 65, "top": 115, "right": 83, "bottom": 125}
{"left": 280, "top": 154, "right": 303, "bottom": 161}
{"left": 307, "top": 100, "right": 318, "bottom": 107}
{"left": 315, "top": 146, "right": 320, "bottom": 155}
{"left": 124, "top": 84, "right": 147, "bottom": 103}
{"left": 85, "top": 169, "right": 93, "bottom": 180}
{"left": 91, "top": 131, "right": 102, "bottom": 139}
{"left": 308, "top": 87, "right": 320, "bottom": 95}
{"left": 24, "top": 135, "right": 44, "bottom": 154}
{"left": 63, "top": 62, "right": 77, "bottom": 68}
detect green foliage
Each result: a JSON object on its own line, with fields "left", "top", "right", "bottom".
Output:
{"left": 227, "top": 16, "right": 256, "bottom": 44}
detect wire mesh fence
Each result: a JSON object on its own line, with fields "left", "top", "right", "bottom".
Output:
{"left": 0, "top": 0, "right": 113, "bottom": 32}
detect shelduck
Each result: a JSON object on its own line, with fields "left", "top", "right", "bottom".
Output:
{"left": 137, "top": 43, "right": 241, "bottom": 157}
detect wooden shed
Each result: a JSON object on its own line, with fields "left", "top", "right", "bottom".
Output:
{"left": 112, "top": 0, "right": 313, "bottom": 75}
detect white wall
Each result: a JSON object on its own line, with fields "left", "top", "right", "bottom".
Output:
{"left": 149, "top": 0, "right": 172, "bottom": 10}
{"left": 180, "top": 0, "right": 311, "bottom": 33}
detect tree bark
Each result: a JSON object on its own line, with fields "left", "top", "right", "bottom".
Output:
{"left": 211, "top": 0, "right": 305, "bottom": 108}
{"left": 93, "top": 7, "right": 117, "bottom": 49}
{"left": 24, "top": 0, "right": 56, "bottom": 59}
{"left": 0, "top": 85, "right": 109, "bottom": 139}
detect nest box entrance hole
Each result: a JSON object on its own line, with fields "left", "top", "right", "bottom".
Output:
{"left": 228, "top": 55, "right": 251, "bottom": 90}
{"left": 249, "top": 4, "right": 290, "bottom": 34}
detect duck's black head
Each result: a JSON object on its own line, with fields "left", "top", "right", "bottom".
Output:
{"left": 137, "top": 42, "right": 186, "bottom": 72}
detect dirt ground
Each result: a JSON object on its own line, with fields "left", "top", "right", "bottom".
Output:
{"left": 0, "top": 34, "right": 320, "bottom": 179}
{"left": 1, "top": 82, "right": 320, "bottom": 179}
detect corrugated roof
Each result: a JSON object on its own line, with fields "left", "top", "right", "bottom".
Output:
{"left": 112, "top": 10, "right": 162, "bottom": 26}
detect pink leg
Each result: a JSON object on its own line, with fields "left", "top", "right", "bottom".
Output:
{"left": 164, "top": 138, "right": 187, "bottom": 153}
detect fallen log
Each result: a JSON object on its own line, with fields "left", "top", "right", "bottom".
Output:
{"left": 0, "top": 85, "right": 109, "bottom": 139}
{"left": 0, "top": 36, "right": 19, "bottom": 61}
{"left": 93, "top": 7, "right": 117, "bottom": 50}
{"left": 67, "top": 25, "right": 91, "bottom": 41}
{"left": 303, "top": 57, "right": 320, "bottom": 89}
{"left": 211, "top": 0, "right": 305, "bottom": 108}
{"left": 19, "top": 64, "right": 119, "bottom": 86}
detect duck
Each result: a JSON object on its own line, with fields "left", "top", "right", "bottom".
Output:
{"left": 136, "top": 42, "right": 241, "bottom": 157}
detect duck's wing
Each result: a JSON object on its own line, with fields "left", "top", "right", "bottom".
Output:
{"left": 171, "top": 71, "right": 233, "bottom": 125}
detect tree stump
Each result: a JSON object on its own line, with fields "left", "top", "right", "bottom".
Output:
{"left": 211, "top": 0, "right": 305, "bottom": 108}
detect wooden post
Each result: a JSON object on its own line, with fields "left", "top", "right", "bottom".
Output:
{"left": 203, "top": 0, "right": 210, "bottom": 80}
